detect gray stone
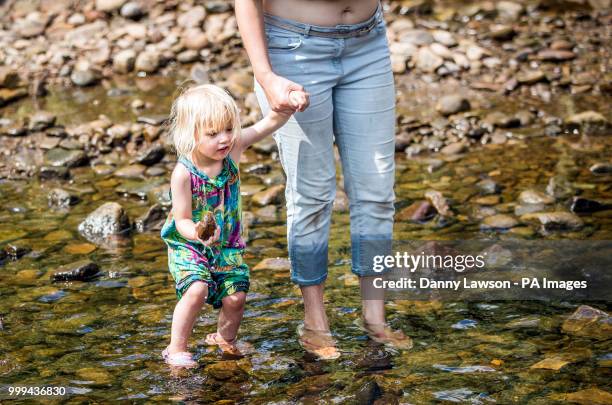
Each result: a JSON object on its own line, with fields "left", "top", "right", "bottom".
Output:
{"left": 78, "top": 202, "right": 131, "bottom": 243}
{"left": 481, "top": 214, "right": 518, "bottom": 230}
{"left": 415, "top": 46, "right": 444, "bottom": 73}
{"left": 520, "top": 211, "right": 584, "bottom": 231}
{"left": 436, "top": 95, "right": 470, "bottom": 116}
{"left": 39, "top": 166, "right": 70, "bottom": 180}
{"left": 113, "top": 49, "right": 136, "bottom": 74}
{"left": 120, "top": 2, "right": 144, "bottom": 19}
{"left": 518, "top": 189, "right": 555, "bottom": 205}
{"left": 562, "top": 305, "right": 611, "bottom": 340}
{"left": 44, "top": 148, "right": 88, "bottom": 168}
{"left": 70, "top": 69, "right": 100, "bottom": 87}
{"left": 136, "top": 145, "right": 165, "bottom": 166}
{"left": 252, "top": 185, "right": 285, "bottom": 206}
{"left": 29, "top": 111, "right": 56, "bottom": 131}
{"left": 590, "top": 162, "right": 612, "bottom": 174}
{"left": 135, "top": 51, "right": 160, "bottom": 73}
{"left": 48, "top": 188, "right": 80, "bottom": 208}
{"left": 135, "top": 204, "right": 165, "bottom": 232}
{"left": 425, "top": 189, "right": 453, "bottom": 216}
{"left": 476, "top": 179, "right": 501, "bottom": 195}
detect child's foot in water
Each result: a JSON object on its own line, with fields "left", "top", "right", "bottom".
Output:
{"left": 162, "top": 347, "right": 198, "bottom": 368}
{"left": 205, "top": 332, "right": 243, "bottom": 356}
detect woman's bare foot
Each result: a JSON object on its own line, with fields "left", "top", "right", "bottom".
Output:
{"left": 297, "top": 323, "right": 341, "bottom": 360}
{"left": 358, "top": 319, "right": 413, "bottom": 349}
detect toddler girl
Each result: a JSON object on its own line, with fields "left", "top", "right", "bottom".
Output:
{"left": 160, "top": 84, "right": 307, "bottom": 367}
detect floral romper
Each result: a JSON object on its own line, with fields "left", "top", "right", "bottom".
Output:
{"left": 161, "top": 156, "right": 249, "bottom": 309}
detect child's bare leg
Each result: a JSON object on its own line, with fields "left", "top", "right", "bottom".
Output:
{"left": 217, "top": 291, "right": 246, "bottom": 342}
{"left": 167, "top": 281, "right": 208, "bottom": 354}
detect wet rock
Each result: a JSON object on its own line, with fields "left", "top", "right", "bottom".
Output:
{"left": 29, "top": 112, "right": 56, "bottom": 131}
{"left": 476, "top": 179, "right": 501, "bottom": 195}
{"left": 252, "top": 185, "right": 285, "bottom": 206}
{"left": 0, "top": 67, "right": 21, "bottom": 88}
{"left": 570, "top": 197, "right": 610, "bottom": 213}
{"left": 546, "top": 176, "right": 574, "bottom": 199}
{"left": 4, "top": 243, "right": 31, "bottom": 260}
{"left": 64, "top": 243, "right": 97, "bottom": 255}
{"left": 566, "top": 111, "right": 608, "bottom": 127}
{"left": 562, "top": 305, "right": 611, "bottom": 340}
{"left": 253, "top": 257, "right": 290, "bottom": 271}
{"left": 481, "top": 214, "right": 518, "bottom": 230}
{"left": 553, "top": 388, "right": 612, "bottom": 405}
{"left": 496, "top": 1, "right": 524, "bottom": 21}
{"left": 538, "top": 49, "right": 576, "bottom": 61}
{"left": 518, "top": 190, "right": 555, "bottom": 205}
{"left": 205, "top": 361, "right": 248, "bottom": 382}
{"left": 254, "top": 205, "right": 277, "bottom": 221}
{"left": 44, "top": 148, "right": 88, "bottom": 168}
{"left": 78, "top": 202, "right": 131, "bottom": 243}
{"left": 590, "top": 162, "right": 612, "bottom": 174}
{"left": 440, "top": 141, "right": 466, "bottom": 155}
{"left": 120, "top": 2, "right": 144, "bottom": 19}
{"left": 135, "top": 204, "right": 165, "bottom": 232}
{"left": 415, "top": 46, "right": 444, "bottom": 73}
{"left": 75, "top": 367, "right": 112, "bottom": 385}
{"left": 0, "top": 88, "right": 28, "bottom": 107}
{"left": 425, "top": 190, "right": 453, "bottom": 216}
{"left": 244, "top": 163, "right": 271, "bottom": 175}
{"left": 135, "top": 145, "right": 165, "bottom": 166}
{"left": 520, "top": 211, "right": 584, "bottom": 231}
{"left": 135, "top": 51, "right": 160, "bottom": 73}
{"left": 397, "top": 200, "right": 436, "bottom": 222}
{"left": 514, "top": 203, "right": 546, "bottom": 216}
{"left": 52, "top": 260, "right": 100, "bottom": 282}
{"left": 96, "top": 0, "right": 126, "bottom": 12}
{"left": 148, "top": 183, "right": 171, "bottom": 206}
{"left": 136, "top": 115, "right": 166, "bottom": 126}
{"left": 39, "top": 166, "right": 70, "bottom": 180}
{"left": 70, "top": 69, "right": 100, "bottom": 87}
{"left": 355, "top": 379, "right": 383, "bottom": 404}
{"left": 530, "top": 357, "right": 570, "bottom": 371}
{"left": 472, "top": 195, "right": 501, "bottom": 205}
{"left": 436, "top": 95, "right": 470, "bottom": 116}
{"left": 48, "top": 188, "right": 80, "bottom": 208}
{"left": 113, "top": 49, "right": 136, "bottom": 74}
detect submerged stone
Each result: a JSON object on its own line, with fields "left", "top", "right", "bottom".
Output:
{"left": 77, "top": 202, "right": 131, "bottom": 243}
{"left": 51, "top": 260, "right": 100, "bottom": 282}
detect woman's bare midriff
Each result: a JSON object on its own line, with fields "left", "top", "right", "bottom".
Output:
{"left": 263, "top": 0, "right": 379, "bottom": 27}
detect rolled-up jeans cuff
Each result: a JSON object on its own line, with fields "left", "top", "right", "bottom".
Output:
{"left": 290, "top": 240, "right": 329, "bottom": 286}
{"left": 351, "top": 235, "right": 393, "bottom": 277}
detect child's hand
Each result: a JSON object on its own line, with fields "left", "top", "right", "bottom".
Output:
{"left": 196, "top": 225, "right": 221, "bottom": 247}
{"left": 289, "top": 90, "right": 309, "bottom": 112}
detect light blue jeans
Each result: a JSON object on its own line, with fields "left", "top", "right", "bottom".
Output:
{"left": 254, "top": 4, "right": 396, "bottom": 286}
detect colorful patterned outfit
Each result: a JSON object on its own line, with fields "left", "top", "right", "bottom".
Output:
{"left": 161, "top": 156, "right": 249, "bottom": 309}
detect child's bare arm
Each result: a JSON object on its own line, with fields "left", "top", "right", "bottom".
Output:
{"left": 232, "top": 90, "right": 309, "bottom": 157}
{"left": 171, "top": 164, "right": 200, "bottom": 241}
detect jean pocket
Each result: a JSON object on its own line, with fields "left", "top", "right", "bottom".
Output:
{"left": 266, "top": 33, "right": 304, "bottom": 53}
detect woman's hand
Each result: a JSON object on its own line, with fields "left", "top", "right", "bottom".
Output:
{"left": 259, "top": 71, "right": 309, "bottom": 113}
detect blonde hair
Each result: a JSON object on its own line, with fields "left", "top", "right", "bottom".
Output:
{"left": 168, "top": 83, "right": 241, "bottom": 159}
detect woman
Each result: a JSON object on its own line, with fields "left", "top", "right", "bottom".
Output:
{"left": 236, "top": 0, "right": 412, "bottom": 359}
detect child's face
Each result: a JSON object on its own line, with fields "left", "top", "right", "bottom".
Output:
{"left": 195, "top": 126, "right": 234, "bottom": 161}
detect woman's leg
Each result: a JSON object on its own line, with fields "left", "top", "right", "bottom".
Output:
{"left": 168, "top": 281, "right": 208, "bottom": 354}
{"left": 255, "top": 43, "right": 339, "bottom": 333}
{"left": 333, "top": 23, "right": 398, "bottom": 328}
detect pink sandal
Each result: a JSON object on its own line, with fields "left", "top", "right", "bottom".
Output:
{"left": 161, "top": 348, "right": 198, "bottom": 368}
